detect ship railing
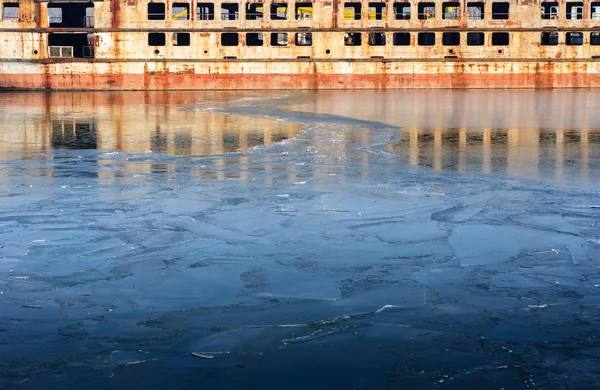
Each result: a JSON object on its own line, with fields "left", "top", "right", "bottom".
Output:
{"left": 83, "top": 46, "right": 94, "bottom": 58}
{"left": 49, "top": 46, "right": 73, "bottom": 58}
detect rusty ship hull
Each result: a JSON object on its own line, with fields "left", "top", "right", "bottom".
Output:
{"left": 2, "top": 0, "right": 600, "bottom": 90}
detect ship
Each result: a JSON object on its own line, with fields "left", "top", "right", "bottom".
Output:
{"left": 0, "top": 0, "right": 599, "bottom": 90}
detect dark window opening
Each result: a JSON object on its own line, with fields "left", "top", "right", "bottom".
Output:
{"left": 466, "top": 2, "right": 483, "bottom": 20}
{"left": 418, "top": 32, "right": 435, "bottom": 45}
{"left": 566, "top": 32, "right": 583, "bottom": 45}
{"left": 344, "top": 32, "right": 362, "bottom": 46}
{"left": 221, "top": 3, "right": 239, "bottom": 20}
{"left": 467, "top": 32, "right": 484, "bottom": 46}
{"left": 566, "top": 2, "right": 583, "bottom": 20}
{"left": 393, "top": 32, "right": 411, "bottom": 45}
{"left": 246, "top": 32, "right": 264, "bottom": 46}
{"left": 148, "top": 3, "right": 166, "bottom": 20}
{"left": 271, "top": 2, "right": 288, "bottom": 19}
{"left": 393, "top": 3, "right": 410, "bottom": 19}
{"left": 593, "top": 3, "right": 600, "bottom": 19}
{"left": 2, "top": 3, "right": 19, "bottom": 21}
{"left": 368, "top": 2, "right": 386, "bottom": 20}
{"left": 295, "top": 32, "right": 312, "bottom": 46}
{"left": 491, "top": 32, "right": 509, "bottom": 45}
{"left": 344, "top": 2, "right": 361, "bottom": 20}
{"left": 492, "top": 2, "right": 509, "bottom": 19}
{"left": 541, "top": 32, "right": 559, "bottom": 45}
{"left": 442, "top": 32, "right": 460, "bottom": 45}
{"left": 173, "top": 3, "right": 190, "bottom": 20}
{"left": 369, "top": 32, "right": 386, "bottom": 45}
{"left": 418, "top": 2, "right": 435, "bottom": 20}
{"left": 296, "top": 2, "right": 312, "bottom": 20}
{"left": 148, "top": 32, "right": 166, "bottom": 46}
{"left": 271, "top": 32, "right": 288, "bottom": 46}
{"left": 48, "top": 2, "right": 94, "bottom": 28}
{"left": 541, "top": 2, "right": 558, "bottom": 19}
{"left": 221, "top": 33, "right": 239, "bottom": 46}
{"left": 48, "top": 33, "right": 94, "bottom": 58}
{"left": 174, "top": 32, "right": 190, "bottom": 46}
{"left": 246, "top": 3, "right": 263, "bottom": 20}
{"left": 197, "top": 2, "right": 215, "bottom": 20}
{"left": 442, "top": 2, "right": 460, "bottom": 20}
{"left": 591, "top": 32, "right": 600, "bottom": 45}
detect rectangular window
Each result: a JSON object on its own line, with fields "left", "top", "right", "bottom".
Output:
{"left": 566, "top": 32, "right": 583, "bottom": 45}
{"left": 295, "top": 32, "right": 312, "bottom": 46}
{"left": 593, "top": 3, "right": 600, "bottom": 19}
{"left": 271, "top": 3, "right": 288, "bottom": 19}
{"left": 466, "top": 2, "right": 483, "bottom": 20}
{"left": 368, "top": 2, "right": 386, "bottom": 20}
{"left": 344, "top": 32, "right": 362, "bottom": 46}
{"left": 246, "top": 32, "right": 264, "bottom": 46}
{"left": 442, "top": 2, "right": 460, "bottom": 20}
{"left": 467, "top": 32, "right": 484, "bottom": 45}
{"left": 173, "top": 3, "right": 190, "bottom": 20}
{"left": 222, "top": 33, "right": 239, "bottom": 46}
{"left": 491, "top": 2, "right": 509, "bottom": 20}
{"left": 148, "top": 33, "right": 166, "bottom": 46}
{"left": 418, "top": 3, "right": 435, "bottom": 20}
{"left": 591, "top": 32, "right": 600, "bottom": 45}
{"left": 246, "top": 2, "right": 263, "bottom": 20}
{"left": 148, "top": 3, "right": 166, "bottom": 20}
{"left": 48, "top": 8, "right": 63, "bottom": 24}
{"left": 271, "top": 32, "right": 288, "bottom": 46}
{"left": 221, "top": 3, "right": 239, "bottom": 20}
{"left": 393, "top": 32, "right": 411, "bottom": 45}
{"left": 173, "top": 32, "right": 190, "bottom": 46}
{"left": 3, "top": 3, "right": 19, "bottom": 21}
{"left": 491, "top": 32, "right": 509, "bottom": 45}
{"left": 295, "top": 2, "right": 312, "bottom": 20}
{"left": 197, "top": 3, "right": 215, "bottom": 19}
{"left": 393, "top": 3, "right": 410, "bottom": 19}
{"left": 541, "top": 2, "right": 558, "bottom": 19}
{"left": 418, "top": 32, "right": 435, "bottom": 45}
{"left": 368, "top": 32, "right": 386, "bottom": 45}
{"left": 344, "top": 2, "right": 361, "bottom": 20}
{"left": 541, "top": 32, "right": 559, "bottom": 45}
{"left": 442, "top": 32, "right": 460, "bottom": 45}
{"left": 566, "top": 2, "right": 583, "bottom": 20}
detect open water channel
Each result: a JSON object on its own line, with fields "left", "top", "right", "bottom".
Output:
{"left": 1, "top": 90, "right": 600, "bottom": 389}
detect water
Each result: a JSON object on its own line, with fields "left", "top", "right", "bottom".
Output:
{"left": 1, "top": 91, "right": 600, "bottom": 389}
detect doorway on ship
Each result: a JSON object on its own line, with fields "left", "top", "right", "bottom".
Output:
{"left": 48, "top": 1, "right": 94, "bottom": 28}
{"left": 48, "top": 33, "right": 95, "bottom": 59}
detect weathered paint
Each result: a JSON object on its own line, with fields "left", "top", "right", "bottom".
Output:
{"left": 1, "top": 0, "right": 600, "bottom": 90}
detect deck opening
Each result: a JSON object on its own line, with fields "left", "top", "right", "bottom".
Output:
{"left": 246, "top": 32, "right": 264, "bottom": 46}
{"left": 48, "top": 2, "right": 94, "bottom": 28}
{"left": 295, "top": 2, "right": 312, "bottom": 20}
{"left": 491, "top": 2, "right": 509, "bottom": 20}
{"left": 271, "top": 32, "right": 288, "bottom": 46}
{"left": 344, "top": 2, "right": 361, "bottom": 20}
{"left": 566, "top": 32, "right": 583, "bottom": 45}
{"left": 173, "top": 3, "right": 190, "bottom": 20}
{"left": 221, "top": 33, "right": 239, "bottom": 46}
{"left": 368, "top": 2, "right": 386, "bottom": 20}
{"left": 442, "top": 2, "right": 460, "bottom": 20}
{"left": 222, "top": 3, "right": 239, "bottom": 20}
{"left": 393, "top": 2, "right": 410, "bottom": 20}
{"left": 369, "top": 32, "right": 386, "bottom": 46}
{"left": 491, "top": 32, "right": 509, "bottom": 45}
{"left": 2, "top": 3, "right": 19, "bottom": 22}
{"left": 295, "top": 32, "right": 312, "bottom": 46}
{"left": 442, "top": 32, "right": 460, "bottom": 45}
{"left": 197, "top": 3, "right": 215, "bottom": 20}
{"left": 541, "top": 32, "right": 559, "bottom": 45}
{"left": 467, "top": 32, "right": 484, "bottom": 46}
{"left": 418, "top": 32, "right": 435, "bottom": 46}
{"left": 393, "top": 32, "right": 411, "bottom": 46}
{"left": 148, "top": 3, "right": 166, "bottom": 20}
{"left": 344, "top": 32, "right": 362, "bottom": 46}
{"left": 466, "top": 2, "right": 483, "bottom": 20}
{"left": 148, "top": 33, "right": 166, "bottom": 46}
{"left": 418, "top": 2, "right": 435, "bottom": 20}
{"left": 271, "top": 2, "right": 288, "bottom": 20}
{"left": 173, "top": 32, "right": 191, "bottom": 46}
{"left": 48, "top": 33, "right": 94, "bottom": 58}
{"left": 246, "top": 2, "right": 263, "bottom": 20}
{"left": 541, "top": 2, "right": 558, "bottom": 20}
{"left": 566, "top": 2, "right": 583, "bottom": 19}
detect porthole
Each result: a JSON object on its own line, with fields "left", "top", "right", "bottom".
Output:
{"left": 154, "top": 49, "right": 160, "bottom": 54}
{"left": 326, "top": 49, "right": 331, "bottom": 54}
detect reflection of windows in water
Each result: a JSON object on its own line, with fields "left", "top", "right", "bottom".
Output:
{"left": 51, "top": 120, "right": 97, "bottom": 149}
{"left": 151, "top": 129, "right": 168, "bottom": 153}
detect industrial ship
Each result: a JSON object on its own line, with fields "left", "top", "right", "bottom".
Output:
{"left": 1, "top": 0, "right": 600, "bottom": 89}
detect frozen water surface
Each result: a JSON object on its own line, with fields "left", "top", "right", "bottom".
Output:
{"left": 1, "top": 90, "right": 600, "bottom": 389}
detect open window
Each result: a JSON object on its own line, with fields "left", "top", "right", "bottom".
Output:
{"left": 344, "top": 2, "right": 361, "bottom": 20}
{"left": 418, "top": 32, "right": 435, "bottom": 45}
{"left": 295, "top": 32, "right": 312, "bottom": 46}
{"left": 467, "top": 32, "right": 484, "bottom": 45}
{"left": 566, "top": 32, "right": 583, "bottom": 45}
{"left": 466, "top": 2, "right": 483, "bottom": 20}
{"left": 418, "top": 3, "right": 435, "bottom": 20}
{"left": 221, "top": 3, "right": 239, "bottom": 20}
{"left": 173, "top": 3, "right": 190, "bottom": 20}
{"left": 393, "top": 3, "right": 410, "bottom": 19}
{"left": 221, "top": 33, "right": 239, "bottom": 46}
{"left": 491, "top": 2, "right": 509, "bottom": 19}
{"left": 491, "top": 32, "right": 509, "bottom": 45}
{"left": 442, "top": 2, "right": 460, "bottom": 20}
{"left": 566, "top": 2, "right": 583, "bottom": 19}
{"left": 271, "top": 32, "right": 288, "bottom": 46}
{"left": 246, "top": 3, "right": 263, "bottom": 20}
{"left": 593, "top": 3, "right": 600, "bottom": 19}
{"left": 393, "top": 32, "right": 410, "bottom": 45}
{"left": 197, "top": 3, "right": 215, "bottom": 20}
{"left": 368, "top": 32, "right": 386, "bottom": 45}
{"left": 148, "top": 2, "right": 166, "bottom": 20}
{"left": 246, "top": 32, "right": 264, "bottom": 46}
{"left": 48, "top": 2, "right": 94, "bottom": 28}
{"left": 295, "top": 2, "right": 312, "bottom": 20}
{"left": 541, "top": 2, "right": 558, "bottom": 19}
{"left": 173, "top": 32, "right": 190, "bottom": 46}
{"left": 442, "top": 32, "right": 460, "bottom": 45}
{"left": 271, "top": 2, "right": 287, "bottom": 19}
{"left": 591, "top": 32, "right": 600, "bottom": 45}
{"left": 344, "top": 32, "right": 362, "bottom": 46}
{"left": 2, "top": 3, "right": 19, "bottom": 21}
{"left": 48, "top": 33, "right": 95, "bottom": 58}
{"left": 368, "top": 2, "right": 386, "bottom": 20}
{"left": 148, "top": 32, "right": 166, "bottom": 46}
{"left": 541, "top": 32, "right": 559, "bottom": 45}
